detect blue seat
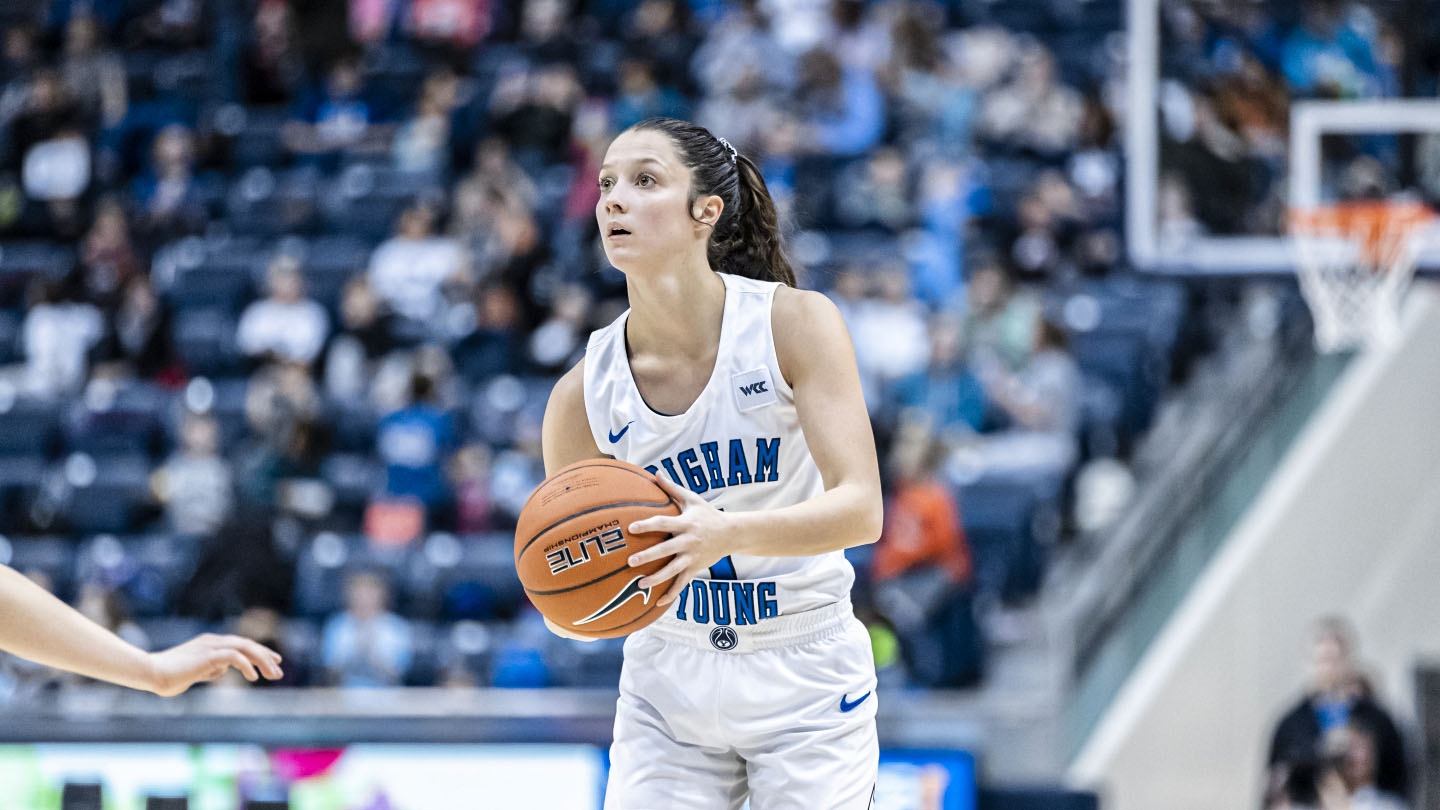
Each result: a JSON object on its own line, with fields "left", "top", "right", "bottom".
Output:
{"left": 226, "top": 167, "right": 321, "bottom": 236}
{"left": 0, "top": 242, "right": 74, "bottom": 308}
{"left": 404, "top": 533, "right": 523, "bottom": 621}
{"left": 956, "top": 479, "right": 1048, "bottom": 601}
{"left": 172, "top": 308, "right": 241, "bottom": 377}
{"left": 64, "top": 399, "right": 168, "bottom": 459}
{"left": 2, "top": 537, "right": 77, "bottom": 601}
{"left": 293, "top": 533, "right": 410, "bottom": 619}
{"left": 226, "top": 107, "right": 289, "bottom": 169}
{"left": 65, "top": 455, "right": 156, "bottom": 535}
{"left": 0, "top": 404, "right": 59, "bottom": 457}
{"left": 137, "top": 617, "right": 209, "bottom": 651}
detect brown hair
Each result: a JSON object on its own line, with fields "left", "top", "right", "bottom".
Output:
{"left": 628, "top": 117, "right": 796, "bottom": 287}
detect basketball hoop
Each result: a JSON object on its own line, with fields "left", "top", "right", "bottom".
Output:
{"left": 1288, "top": 201, "right": 1435, "bottom": 352}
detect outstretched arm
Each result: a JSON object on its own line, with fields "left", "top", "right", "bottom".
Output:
{"left": 628, "top": 288, "right": 884, "bottom": 605}
{"left": 0, "top": 565, "right": 283, "bottom": 696}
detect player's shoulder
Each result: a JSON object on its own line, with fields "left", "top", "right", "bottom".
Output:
{"left": 548, "top": 358, "right": 587, "bottom": 413}
{"left": 772, "top": 285, "right": 846, "bottom": 340}
{"left": 771, "top": 285, "right": 850, "bottom": 383}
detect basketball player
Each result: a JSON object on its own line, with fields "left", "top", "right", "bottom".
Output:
{"left": 542, "top": 118, "right": 883, "bottom": 809}
{"left": 0, "top": 563, "right": 283, "bottom": 696}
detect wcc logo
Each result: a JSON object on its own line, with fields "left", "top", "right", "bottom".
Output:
{"left": 731, "top": 368, "right": 777, "bottom": 412}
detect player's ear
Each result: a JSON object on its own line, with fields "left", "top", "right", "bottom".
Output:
{"left": 693, "top": 194, "right": 725, "bottom": 230}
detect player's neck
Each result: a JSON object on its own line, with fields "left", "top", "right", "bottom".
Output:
{"left": 624, "top": 263, "right": 726, "bottom": 361}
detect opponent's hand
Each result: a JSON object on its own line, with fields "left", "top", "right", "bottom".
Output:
{"left": 627, "top": 475, "right": 735, "bottom": 606}
{"left": 146, "top": 634, "right": 284, "bottom": 697}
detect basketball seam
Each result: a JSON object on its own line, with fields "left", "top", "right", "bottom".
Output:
{"left": 525, "top": 554, "right": 667, "bottom": 596}
{"left": 516, "top": 460, "right": 667, "bottom": 515}
{"left": 514, "top": 498, "right": 675, "bottom": 562}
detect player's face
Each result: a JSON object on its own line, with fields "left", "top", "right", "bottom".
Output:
{"left": 596, "top": 130, "right": 703, "bottom": 272}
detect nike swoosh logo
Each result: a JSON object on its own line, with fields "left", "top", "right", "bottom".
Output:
{"left": 573, "top": 575, "right": 651, "bottom": 626}
{"left": 608, "top": 421, "right": 634, "bottom": 444}
{"left": 839, "top": 691, "right": 871, "bottom": 713}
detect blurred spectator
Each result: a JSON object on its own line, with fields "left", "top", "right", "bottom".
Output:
{"left": 407, "top": 0, "right": 492, "bottom": 53}
{"left": 835, "top": 147, "right": 913, "bottom": 231}
{"left": 368, "top": 200, "right": 468, "bottom": 323}
{"left": 76, "top": 582, "right": 150, "bottom": 654}
{"left": 527, "top": 284, "right": 591, "bottom": 375}
{"left": 243, "top": 0, "right": 307, "bottom": 105}
{"left": 152, "top": 413, "right": 234, "bottom": 538}
{"left": 239, "top": 362, "right": 325, "bottom": 507}
{"left": 80, "top": 196, "right": 142, "bottom": 310}
{"left": 376, "top": 373, "right": 457, "bottom": 523}
{"left": 832, "top": 0, "right": 888, "bottom": 73}
{"left": 60, "top": 14, "right": 126, "bottom": 130}
{"left": 1339, "top": 720, "right": 1410, "bottom": 810}
{"left": 961, "top": 263, "right": 1040, "bottom": 373}
{"left": 284, "top": 56, "right": 392, "bottom": 160}
{"left": 6, "top": 69, "right": 91, "bottom": 238}
{"left": 392, "top": 70, "right": 461, "bottom": 174}
{"left": 793, "top": 47, "right": 884, "bottom": 157}
{"left": 691, "top": 0, "right": 783, "bottom": 103}
{"left": 893, "top": 315, "right": 986, "bottom": 438}
{"left": 452, "top": 283, "right": 525, "bottom": 383}
{"left": 623, "top": 0, "right": 700, "bottom": 94}
{"left": 450, "top": 443, "right": 495, "bottom": 534}
{"left": 1010, "top": 171, "right": 1083, "bottom": 279}
{"left": 488, "top": 62, "right": 583, "bottom": 168}
{"left": 237, "top": 256, "right": 331, "bottom": 367}
{"left": 22, "top": 278, "right": 104, "bottom": 399}
{"left": 127, "top": 0, "right": 208, "bottom": 50}
{"left": 321, "top": 569, "right": 412, "bottom": 687}
{"left": 130, "top": 125, "right": 209, "bottom": 245}
{"left": 763, "top": 0, "right": 835, "bottom": 54}
{"left": 971, "top": 317, "right": 1082, "bottom": 478}
{"left": 610, "top": 59, "right": 689, "bottom": 132}
{"left": 846, "top": 266, "right": 930, "bottom": 406}
{"left": 1268, "top": 617, "right": 1410, "bottom": 801}
{"left": 885, "top": 5, "right": 977, "bottom": 152}
{"left": 1281, "top": 0, "right": 1388, "bottom": 99}
{"left": 323, "top": 277, "right": 399, "bottom": 403}
{"left": 349, "top": 0, "right": 403, "bottom": 46}
{"left": 97, "top": 275, "right": 177, "bottom": 381}
{"left": 873, "top": 420, "right": 980, "bottom": 687}
{"left": 979, "top": 47, "right": 1083, "bottom": 155}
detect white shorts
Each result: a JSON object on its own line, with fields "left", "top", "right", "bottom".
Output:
{"left": 603, "top": 600, "right": 878, "bottom": 810}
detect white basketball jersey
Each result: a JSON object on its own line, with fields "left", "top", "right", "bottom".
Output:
{"left": 582, "top": 273, "right": 855, "bottom": 628}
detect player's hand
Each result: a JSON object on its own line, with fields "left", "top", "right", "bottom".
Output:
{"left": 627, "top": 475, "right": 734, "bottom": 606}
{"left": 146, "top": 634, "right": 284, "bottom": 697}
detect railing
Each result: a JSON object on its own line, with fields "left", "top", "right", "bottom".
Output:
{"left": 1063, "top": 331, "right": 1353, "bottom": 756}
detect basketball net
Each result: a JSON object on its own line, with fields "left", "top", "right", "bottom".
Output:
{"left": 1288, "top": 201, "right": 1435, "bottom": 353}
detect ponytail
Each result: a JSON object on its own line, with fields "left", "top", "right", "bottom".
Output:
{"left": 629, "top": 117, "right": 797, "bottom": 288}
{"left": 709, "top": 154, "right": 796, "bottom": 288}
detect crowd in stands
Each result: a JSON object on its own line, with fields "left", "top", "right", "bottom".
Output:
{"left": 0, "top": 0, "right": 1201, "bottom": 697}
{"left": 1157, "top": 0, "right": 1440, "bottom": 244}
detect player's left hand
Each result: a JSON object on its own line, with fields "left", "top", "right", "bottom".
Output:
{"left": 146, "top": 634, "right": 284, "bottom": 697}
{"left": 627, "top": 475, "right": 735, "bottom": 606}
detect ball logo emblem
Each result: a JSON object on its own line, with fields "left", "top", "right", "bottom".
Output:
{"left": 709, "top": 626, "right": 739, "bottom": 651}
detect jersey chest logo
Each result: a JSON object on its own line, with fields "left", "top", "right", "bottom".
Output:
{"left": 732, "top": 367, "right": 778, "bottom": 412}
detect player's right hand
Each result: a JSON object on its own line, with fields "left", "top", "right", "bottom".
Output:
{"left": 146, "top": 634, "right": 284, "bottom": 697}
{"left": 544, "top": 617, "right": 598, "bottom": 643}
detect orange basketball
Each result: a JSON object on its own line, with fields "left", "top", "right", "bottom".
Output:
{"left": 514, "top": 459, "right": 681, "bottom": 639}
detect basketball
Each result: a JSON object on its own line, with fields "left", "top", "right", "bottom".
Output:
{"left": 514, "top": 459, "right": 681, "bottom": 639}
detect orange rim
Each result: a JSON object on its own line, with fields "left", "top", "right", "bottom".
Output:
{"left": 1289, "top": 201, "right": 1435, "bottom": 269}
